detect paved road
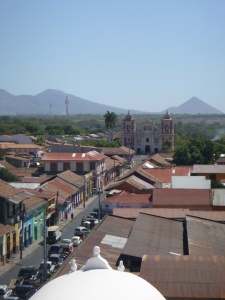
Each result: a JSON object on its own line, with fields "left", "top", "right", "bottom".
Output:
{"left": 0, "top": 194, "right": 103, "bottom": 286}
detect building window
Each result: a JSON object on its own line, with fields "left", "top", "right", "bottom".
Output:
{"left": 90, "top": 162, "right": 95, "bottom": 170}
{"left": 50, "top": 162, "right": 57, "bottom": 172}
{"left": 127, "top": 125, "right": 131, "bottom": 132}
{"left": 127, "top": 137, "right": 131, "bottom": 142}
{"left": 146, "top": 138, "right": 149, "bottom": 142}
{"left": 77, "top": 162, "right": 83, "bottom": 172}
{"left": 63, "top": 162, "right": 70, "bottom": 171}
{"left": 154, "top": 138, "right": 158, "bottom": 143}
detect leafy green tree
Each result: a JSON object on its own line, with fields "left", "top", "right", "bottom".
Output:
{"left": 36, "top": 136, "right": 46, "bottom": 146}
{"left": 161, "top": 139, "right": 173, "bottom": 153}
{"left": 211, "top": 180, "right": 225, "bottom": 188}
{"left": 173, "top": 144, "right": 191, "bottom": 165}
{"left": 104, "top": 111, "right": 118, "bottom": 142}
{"left": 0, "top": 168, "right": 21, "bottom": 182}
{"left": 173, "top": 136, "right": 215, "bottom": 165}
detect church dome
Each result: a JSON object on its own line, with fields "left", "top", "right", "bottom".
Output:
{"left": 30, "top": 246, "right": 165, "bottom": 300}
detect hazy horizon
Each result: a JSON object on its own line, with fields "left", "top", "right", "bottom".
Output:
{"left": 0, "top": 0, "right": 224, "bottom": 112}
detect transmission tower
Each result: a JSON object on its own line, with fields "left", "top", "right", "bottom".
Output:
{"left": 65, "top": 96, "right": 69, "bottom": 118}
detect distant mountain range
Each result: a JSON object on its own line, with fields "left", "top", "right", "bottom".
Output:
{"left": 0, "top": 89, "right": 223, "bottom": 115}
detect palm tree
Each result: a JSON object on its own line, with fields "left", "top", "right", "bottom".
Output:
{"left": 103, "top": 111, "right": 118, "bottom": 142}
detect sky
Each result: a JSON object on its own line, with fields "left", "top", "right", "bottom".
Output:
{"left": 0, "top": 0, "right": 225, "bottom": 113}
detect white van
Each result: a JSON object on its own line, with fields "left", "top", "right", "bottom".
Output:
{"left": 46, "top": 226, "right": 61, "bottom": 244}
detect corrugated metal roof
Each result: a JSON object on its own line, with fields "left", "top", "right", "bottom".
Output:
{"left": 42, "top": 150, "right": 106, "bottom": 161}
{"left": 140, "top": 255, "right": 225, "bottom": 299}
{"left": 211, "top": 189, "right": 225, "bottom": 206}
{"left": 172, "top": 176, "right": 211, "bottom": 189}
{"left": 187, "top": 216, "right": 225, "bottom": 256}
{"left": 105, "top": 175, "right": 154, "bottom": 191}
{"left": 0, "top": 179, "right": 23, "bottom": 199}
{"left": 0, "top": 223, "right": 15, "bottom": 236}
{"left": 192, "top": 164, "right": 225, "bottom": 174}
{"left": 24, "top": 195, "right": 46, "bottom": 212}
{"left": 9, "top": 191, "right": 34, "bottom": 204}
{"left": 153, "top": 188, "right": 211, "bottom": 207}
{"left": 103, "top": 191, "right": 151, "bottom": 204}
{"left": 121, "top": 214, "right": 184, "bottom": 258}
{"left": 113, "top": 208, "right": 225, "bottom": 222}
{"left": 54, "top": 215, "right": 135, "bottom": 277}
{"left": 113, "top": 208, "right": 190, "bottom": 219}
{"left": 57, "top": 170, "right": 84, "bottom": 187}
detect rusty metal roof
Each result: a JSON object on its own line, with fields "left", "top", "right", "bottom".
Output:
{"left": 0, "top": 179, "right": 23, "bottom": 199}
{"left": 121, "top": 213, "right": 184, "bottom": 258}
{"left": 153, "top": 188, "right": 211, "bottom": 207}
{"left": 113, "top": 208, "right": 225, "bottom": 222}
{"left": 103, "top": 191, "right": 151, "bottom": 204}
{"left": 140, "top": 254, "right": 225, "bottom": 299}
{"left": 42, "top": 151, "right": 106, "bottom": 161}
{"left": 108, "top": 175, "right": 155, "bottom": 191}
{"left": 54, "top": 215, "right": 135, "bottom": 278}
{"left": 57, "top": 170, "right": 84, "bottom": 187}
{"left": 192, "top": 164, "right": 225, "bottom": 174}
{"left": 24, "top": 195, "right": 46, "bottom": 212}
{"left": 0, "top": 223, "right": 15, "bottom": 236}
{"left": 187, "top": 216, "right": 225, "bottom": 256}
{"left": 9, "top": 191, "right": 34, "bottom": 204}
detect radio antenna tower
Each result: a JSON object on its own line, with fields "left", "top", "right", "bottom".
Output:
{"left": 49, "top": 104, "right": 52, "bottom": 116}
{"left": 65, "top": 96, "right": 69, "bottom": 118}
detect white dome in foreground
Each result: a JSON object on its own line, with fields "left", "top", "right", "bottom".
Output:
{"left": 30, "top": 246, "right": 165, "bottom": 300}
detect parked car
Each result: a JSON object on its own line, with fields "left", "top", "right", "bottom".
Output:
{"left": 71, "top": 236, "right": 82, "bottom": 247}
{"left": 93, "top": 188, "right": 103, "bottom": 194}
{"left": 0, "top": 285, "right": 12, "bottom": 299}
{"left": 12, "top": 285, "right": 36, "bottom": 300}
{"left": 48, "top": 254, "right": 63, "bottom": 269}
{"left": 89, "top": 211, "right": 98, "bottom": 218}
{"left": 17, "top": 266, "right": 39, "bottom": 283}
{"left": 60, "top": 242, "right": 74, "bottom": 256}
{"left": 74, "top": 226, "right": 90, "bottom": 237}
{"left": 61, "top": 238, "right": 72, "bottom": 245}
{"left": 86, "top": 217, "right": 99, "bottom": 225}
{"left": 47, "top": 244, "right": 63, "bottom": 258}
{"left": 38, "top": 261, "right": 55, "bottom": 278}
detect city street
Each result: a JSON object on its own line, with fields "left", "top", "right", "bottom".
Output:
{"left": 0, "top": 193, "right": 103, "bottom": 286}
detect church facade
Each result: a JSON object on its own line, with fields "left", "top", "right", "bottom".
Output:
{"left": 122, "top": 111, "right": 174, "bottom": 154}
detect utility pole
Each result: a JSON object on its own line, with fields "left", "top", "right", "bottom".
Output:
{"left": 65, "top": 96, "right": 69, "bottom": 118}
{"left": 43, "top": 211, "right": 48, "bottom": 283}
{"left": 98, "top": 188, "right": 101, "bottom": 224}
{"left": 20, "top": 204, "right": 26, "bottom": 259}
{"left": 55, "top": 191, "right": 59, "bottom": 225}
{"left": 83, "top": 175, "right": 86, "bottom": 208}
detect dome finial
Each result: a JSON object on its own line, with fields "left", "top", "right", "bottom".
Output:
{"left": 81, "top": 246, "right": 112, "bottom": 271}
{"left": 118, "top": 260, "right": 125, "bottom": 272}
{"left": 70, "top": 259, "right": 77, "bottom": 272}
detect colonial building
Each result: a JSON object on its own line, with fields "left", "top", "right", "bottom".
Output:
{"left": 122, "top": 111, "right": 174, "bottom": 154}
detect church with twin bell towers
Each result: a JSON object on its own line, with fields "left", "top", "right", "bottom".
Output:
{"left": 122, "top": 111, "right": 174, "bottom": 154}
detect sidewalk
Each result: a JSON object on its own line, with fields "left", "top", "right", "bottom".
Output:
{"left": 0, "top": 194, "right": 98, "bottom": 278}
